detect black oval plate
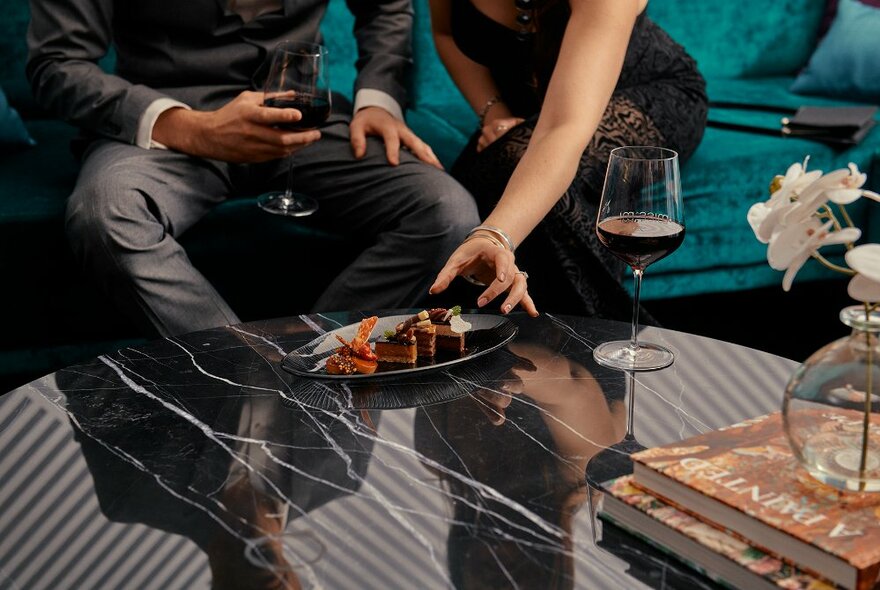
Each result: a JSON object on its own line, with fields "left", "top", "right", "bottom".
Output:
{"left": 281, "top": 314, "right": 518, "bottom": 380}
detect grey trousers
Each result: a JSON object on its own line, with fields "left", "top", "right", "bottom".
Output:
{"left": 65, "top": 119, "right": 479, "bottom": 337}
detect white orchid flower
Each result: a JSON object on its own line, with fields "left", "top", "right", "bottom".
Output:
{"left": 784, "top": 168, "right": 851, "bottom": 224}
{"left": 846, "top": 245, "right": 880, "bottom": 302}
{"left": 846, "top": 244, "right": 880, "bottom": 282}
{"left": 768, "top": 158, "right": 823, "bottom": 206}
{"left": 747, "top": 201, "right": 797, "bottom": 244}
{"left": 847, "top": 274, "right": 880, "bottom": 303}
{"left": 748, "top": 159, "right": 822, "bottom": 243}
{"left": 767, "top": 219, "right": 861, "bottom": 291}
{"left": 749, "top": 157, "right": 879, "bottom": 300}
{"left": 826, "top": 163, "right": 880, "bottom": 204}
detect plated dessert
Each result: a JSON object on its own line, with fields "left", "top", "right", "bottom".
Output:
{"left": 323, "top": 308, "right": 472, "bottom": 375}
{"left": 283, "top": 310, "right": 517, "bottom": 381}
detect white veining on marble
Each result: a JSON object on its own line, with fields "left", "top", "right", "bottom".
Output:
{"left": 95, "top": 355, "right": 321, "bottom": 588}
{"left": 230, "top": 325, "right": 288, "bottom": 356}
{"left": 1, "top": 312, "right": 802, "bottom": 590}
{"left": 546, "top": 313, "right": 602, "bottom": 348}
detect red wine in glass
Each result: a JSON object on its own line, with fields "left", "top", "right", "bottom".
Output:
{"left": 263, "top": 95, "right": 331, "bottom": 130}
{"left": 258, "top": 41, "right": 331, "bottom": 217}
{"left": 597, "top": 214, "right": 685, "bottom": 271}
{"left": 593, "top": 146, "right": 685, "bottom": 372}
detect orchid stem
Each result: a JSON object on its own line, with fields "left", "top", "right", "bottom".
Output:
{"left": 838, "top": 203, "right": 856, "bottom": 229}
{"left": 837, "top": 204, "right": 857, "bottom": 250}
{"left": 811, "top": 252, "right": 856, "bottom": 276}
{"left": 819, "top": 205, "right": 843, "bottom": 232}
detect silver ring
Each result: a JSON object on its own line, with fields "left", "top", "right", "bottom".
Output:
{"left": 494, "top": 124, "right": 509, "bottom": 133}
{"left": 516, "top": 271, "right": 529, "bottom": 280}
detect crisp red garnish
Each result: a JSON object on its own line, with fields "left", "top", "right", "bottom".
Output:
{"left": 329, "top": 316, "right": 378, "bottom": 372}
{"left": 353, "top": 343, "right": 377, "bottom": 361}
{"left": 351, "top": 316, "right": 378, "bottom": 350}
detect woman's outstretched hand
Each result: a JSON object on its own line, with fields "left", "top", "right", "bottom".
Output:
{"left": 429, "top": 237, "right": 539, "bottom": 317}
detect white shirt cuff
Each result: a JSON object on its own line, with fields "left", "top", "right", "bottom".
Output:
{"left": 136, "top": 98, "right": 191, "bottom": 149}
{"left": 353, "top": 89, "right": 403, "bottom": 121}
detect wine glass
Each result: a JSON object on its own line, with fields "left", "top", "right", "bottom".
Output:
{"left": 593, "top": 146, "right": 685, "bottom": 371}
{"left": 258, "top": 41, "right": 331, "bottom": 217}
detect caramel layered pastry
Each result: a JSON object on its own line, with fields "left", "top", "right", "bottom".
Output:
{"left": 375, "top": 328, "right": 418, "bottom": 364}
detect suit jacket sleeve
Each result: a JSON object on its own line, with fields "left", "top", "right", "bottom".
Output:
{"left": 26, "top": 0, "right": 170, "bottom": 144}
{"left": 346, "top": 0, "right": 414, "bottom": 112}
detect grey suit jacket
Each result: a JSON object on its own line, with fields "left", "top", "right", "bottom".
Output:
{"left": 26, "top": 0, "right": 413, "bottom": 145}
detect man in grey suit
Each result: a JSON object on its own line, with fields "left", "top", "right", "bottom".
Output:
{"left": 26, "top": 0, "right": 479, "bottom": 337}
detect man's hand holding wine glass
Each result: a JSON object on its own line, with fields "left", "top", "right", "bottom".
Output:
{"left": 152, "top": 91, "right": 321, "bottom": 163}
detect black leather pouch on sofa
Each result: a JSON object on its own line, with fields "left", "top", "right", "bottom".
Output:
{"left": 708, "top": 102, "right": 877, "bottom": 147}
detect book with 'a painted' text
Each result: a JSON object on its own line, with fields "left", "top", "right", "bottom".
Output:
{"left": 631, "top": 411, "right": 880, "bottom": 590}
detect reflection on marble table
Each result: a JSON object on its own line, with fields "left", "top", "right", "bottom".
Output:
{"left": 0, "top": 311, "right": 797, "bottom": 589}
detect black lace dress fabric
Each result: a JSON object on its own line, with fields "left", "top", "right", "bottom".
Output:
{"left": 450, "top": 1, "right": 708, "bottom": 320}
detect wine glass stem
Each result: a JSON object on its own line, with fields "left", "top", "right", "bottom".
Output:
{"left": 626, "top": 371, "right": 636, "bottom": 440}
{"left": 282, "top": 155, "right": 296, "bottom": 205}
{"left": 630, "top": 268, "right": 644, "bottom": 352}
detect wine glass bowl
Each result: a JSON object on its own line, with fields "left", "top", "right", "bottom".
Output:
{"left": 258, "top": 41, "right": 331, "bottom": 217}
{"left": 593, "top": 146, "right": 685, "bottom": 371}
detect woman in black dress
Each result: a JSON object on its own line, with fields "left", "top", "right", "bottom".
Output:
{"left": 428, "top": 0, "right": 707, "bottom": 319}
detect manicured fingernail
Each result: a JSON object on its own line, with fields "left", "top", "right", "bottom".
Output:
{"left": 504, "top": 304, "right": 512, "bottom": 313}
{"left": 478, "top": 297, "right": 488, "bottom": 307}
{"left": 499, "top": 272, "right": 506, "bottom": 282}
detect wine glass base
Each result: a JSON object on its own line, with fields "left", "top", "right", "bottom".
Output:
{"left": 257, "top": 192, "right": 318, "bottom": 217}
{"left": 593, "top": 340, "right": 674, "bottom": 372}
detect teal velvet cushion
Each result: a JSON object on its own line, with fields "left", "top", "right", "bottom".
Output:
{"left": 320, "top": 0, "right": 357, "bottom": 100}
{"left": 646, "top": 0, "right": 824, "bottom": 79}
{"left": 0, "top": 87, "right": 35, "bottom": 150}
{"left": 639, "top": 77, "right": 880, "bottom": 300}
{"left": 791, "top": 0, "right": 880, "bottom": 102}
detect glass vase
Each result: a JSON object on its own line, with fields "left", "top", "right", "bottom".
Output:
{"left": 783, "top": 305, "right": 880, "bottom": 492}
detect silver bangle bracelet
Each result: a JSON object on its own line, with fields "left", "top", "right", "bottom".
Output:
{"left": 467, "top": 225, "right": 516, "bottom": 252}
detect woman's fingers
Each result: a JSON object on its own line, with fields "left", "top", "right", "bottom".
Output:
{"left": 491, "top": 246, "right": 512, "bottom": 283}
{"left": 429, "top": 259, "right": 462, "bottom": 295}
{"left": 475, "top": 266, "right": 538, "bottom": 316}
{"left": 498, "top": 272, "right": 529, "bottom": 314}
{"left": 476, "top": 117, "right": 524, "bottom": 153}
{"left": 431, "top": 239, "right": 540, "bottom": 318}
{"left": 520, "top": 291, "right": 539, "bottom": 317}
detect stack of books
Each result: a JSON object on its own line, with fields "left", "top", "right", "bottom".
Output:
{"left": 597, "top": 412, "right": 880, "bottom": 590}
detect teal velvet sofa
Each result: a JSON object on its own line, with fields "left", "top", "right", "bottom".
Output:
{"left": 642, "top": 0, "right": 880, "bottom": 300}
{"left": 2, "top": 0, "right": 880, "bottom": 389}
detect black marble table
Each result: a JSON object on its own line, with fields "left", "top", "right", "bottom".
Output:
{"left": 0, "top": 311, "right": 798, "bottom": 590}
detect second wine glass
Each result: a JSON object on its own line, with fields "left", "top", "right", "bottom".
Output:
{"left": 259, "top": 41, "right": 331, "bottom": 217}
{"left": 594, "top": 146, "right": 685, "bottom": 371}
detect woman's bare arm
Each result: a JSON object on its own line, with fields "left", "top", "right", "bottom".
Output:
{"left": 483, "top": 0, "right": 643, "bottom": 246}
